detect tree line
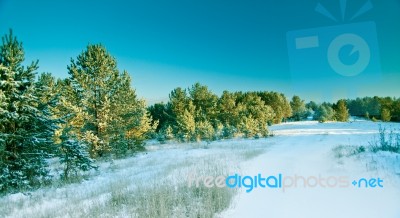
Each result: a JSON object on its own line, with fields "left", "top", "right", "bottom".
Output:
{"left": 0, "top": 30, "right": 399, "bottom": 194}
{"left": 148, "top": 87, "right": 295, "bottom": 141}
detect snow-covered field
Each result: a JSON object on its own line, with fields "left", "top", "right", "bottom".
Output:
{"left": 1, "top": 120, "right": 399, "bottom": 218}
{"left": 222, "top": 120, "right": 400, "bottom": 218}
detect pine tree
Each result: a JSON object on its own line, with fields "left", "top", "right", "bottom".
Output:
{"left": 59, "top": 129, "right": 97, "bottom": 181}
{"left": 393, "top": 99, "right": 400, "bottom": 121}
{"left": 66, "top": 44, "right": 154, "bottom": 157}
{"left": 54, "top": 78, "right": 88, "bottom": 143}
{"left": 110, "top": 71, "right": 157, "bottom": 153}
{"left": 148, "top": 102, "right": 174, "bottom": 132}
{"left": 314, "top": 103, "right": 335, "bottom": 122}
{"left": 168, "top": 87, "right": 194, "bottom": 140}
{"left": 176, "top": 101, "right": 196, "bottom": 141}
{"left": 163, "top": 125, "right": 174, "bottom": 140}
{"left": 169, "top": 87, "right": 189, "bottom": 119}
{"left": 239, "top": 115, "right": 258, "bottom": 138}
{"left": 258, "top": 91, "right": 292, "bottom": 124}
{"left": 381, "top": 108, "right": 391, "bottom": 122}
{"left": 195, "top": 120, "right": 215, "bottom": 142}
{"left": 35, "top": 73, "right": 58, "bottom": 109}
{"left": 67, "top": 45, "right": 118, "bottom": 157}
{"left": 217, "top": 91, "right": 238, "bottom": 127}
{"left": 290, "top": 95, "right": 307, "bottom": 121}
{"left": 188, "top": 83, "right": 218, "bottom": 124}
{"left": 335, "top": 99, "right": 349, "bottom": 122}
{"left": 237, "top": 93, "right": 274, "bottom": 137}
{"left": 306, "top": 101, "right": 318, "bottom": 112}
{"left": 0, "top": 30, "right": 56, "bottom": 193}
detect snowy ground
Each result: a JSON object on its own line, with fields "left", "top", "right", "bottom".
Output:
{"left": 221, "top": 120, "right": 400, "bottom": 218}
{"left": 1, "top": 120, "right": 399, "bottom": 217}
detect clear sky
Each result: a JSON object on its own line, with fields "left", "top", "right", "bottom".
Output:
{"left": 1, "top": 0, "right": 399, "bottom": 103}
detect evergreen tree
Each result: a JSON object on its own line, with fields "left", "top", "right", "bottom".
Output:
{"left": 258, "top": 91, "right": 292, "bottom": 124}
{"left": 176, "top": 101, "right": 196, "bottom": 141}
{"left": 217, "top": 91, "right": 238, "bottom": 127}
{"left": 195, "top": 120, "right": 215, "bottom": 142}
{"left": 66, "top": 44, "right": 154, "bottom": 157}
{"left": 148, "top": 102, "right": 174, "bottom": 132}
{"left": 381, "top": 108, "right": 391, "bottom": 122}
{"left": 334, "top": 99, "right": 349, "bottom": 122}
{"left": 168, "top": 87, "right": 193, "bottom": 140}
{"left": 162, "top": 125, "right": 175, "bottom": 140}
{"left": 54, "top": 78, "right": 88, "bottom": 144}
{"left": 306, "top": 101, "right": 318, "bottom": 112}
{"left": 188, "top": 83, "right": 218, "bottom": 124}
{"left": 110, "top": 72, "right": 157, "bottom": 152}
{"left": 368, "top": 97, "right": 381, "bottom": 117}
{"left": 392, "top": 99, "right": 400, "bottom": 121}
{"left": 314, "top": 103, "right": 335, "bottom": 122}
{"left": 290, "top": 95, "right": 307, "bottom": 121}
{"left": 379, "top": 97, "right": 394, "bottom": 113}
{"left": 59, "top": 129, "right": 97, "bottom": 181}
{"left": 0, "top": 30, "right": 56, "bottom": 193}
{"left": 169, "top": 87, "right": 189, "bottom": 119}
{"left": 35, "top": 73, "right": 58, "bottom": 109}
{"left": 237, "top": 93, "right": 274, "bottom": 137}
{"left": 347, "top": 97, "right": 381, "bottom": 117}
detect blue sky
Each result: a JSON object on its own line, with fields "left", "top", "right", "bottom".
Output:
{"left": 1, "top": 0, "right": 399, "bottom": 103}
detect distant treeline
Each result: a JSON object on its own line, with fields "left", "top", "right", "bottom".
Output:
{"left": 148, "top": 85, "right": 400, "bottom": 142}
{"left": 346, "top": 97, "right": 400, "bottom": 121}
{"left": 0, "top": 30, "right": 399, "bottom": 194}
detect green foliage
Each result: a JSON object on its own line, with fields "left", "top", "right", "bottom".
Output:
{"left": 0, "top": 30, "right": 56, "bottom": 193}
{"left": 257, "top": 91, "right": 292, "bottom": 123}
{"left": 195, "top": 120, "right": 215, "bottom": 142}
{"left": 392, "top": 100, "right": 400, "bottom": 121}
{"left": 188, "top": 82, "right": 218, "bottom": 124}
{"left": 314, "top": 103, "right": 335, "bottom": 122}
{"left": 217, "top": 91, "right": 238, "bottom": 127}
{"left": 239, "top": 115, "right": 261, "bottom": 138}
{"left": 59, "top": 129, "right": 97, "bottom": 181}
{"left": 65, "top": 45, "right": 155, "bottom": 157}
{"left": 237, "top": 93, "right": 274, "bottom": 137}
{"left": 306, "top": 101, "right": 318, "bottom": 112}
{"left": 164, "top": 125, "right": 174, "bottom": 140}
{"left": 290, "top": 95, "right": 308, "bottom": 121}
{"left": 381, "top": 108, "right": 391, "bottom": 122}
{"left": 220, "top": 125, "right": 237, "bottom": 139}
{"left": 148, "top": 102, "right": 174, "bottom": 132}
{"left": 334, "top": 99, "right": 349, "bottom": 122}
{"left": 346, "top": 96, "right": 400, "bottom": 121}
{"left": 159, "top": 86, "right": 279, "bottom": 142}
{"left": 169, "top": 87, "right": 189, "bottom": 119}
{"left": 176, "top": 101, "right": 196, "bottom": 141}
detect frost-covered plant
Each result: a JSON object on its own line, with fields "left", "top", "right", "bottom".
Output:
{"left": 369, "top": 126, "right": 400, "bottom": 153}
{"left": 0, "top": 30, "right": 56, "bottom": 193}
{"left": 59, "top": 129, "right": 97, "bottom": 181}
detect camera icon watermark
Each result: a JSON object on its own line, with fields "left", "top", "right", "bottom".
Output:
{"left": 286, "top": 0, "right": 381, "bottom": 100}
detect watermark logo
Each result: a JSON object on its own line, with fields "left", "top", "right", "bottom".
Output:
{"left": 286, "top": 0, "right": 381, "bottom": 100}
{"left": 187, "top": 172, "right": 384, "bottom": 193}
{"left": 352, "top": 177, "right": 384, "bottom": 188}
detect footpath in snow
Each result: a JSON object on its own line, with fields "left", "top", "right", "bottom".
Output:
{"left": 222, "top": 121, "right": 400, "bottom": 218}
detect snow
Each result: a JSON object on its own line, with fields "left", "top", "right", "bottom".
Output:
{"left": 1, "top": 120, "right": 399, "bottom": 217}
{"left": 221, "top": 121, "right": 400, "bottom": 218}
